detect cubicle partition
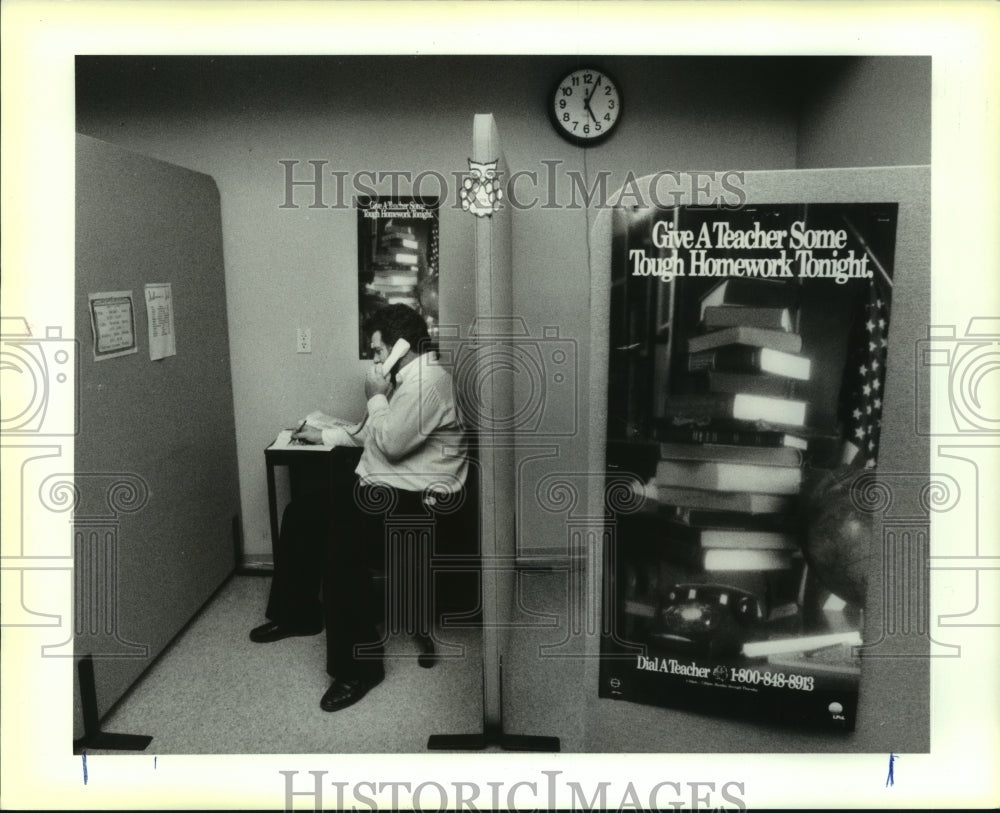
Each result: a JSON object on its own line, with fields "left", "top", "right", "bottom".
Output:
{"left": 428, "top": 114, "right": 558, "bottom": 750}
{"left": 73, "top": 135, "right": 242, "bottom": 741}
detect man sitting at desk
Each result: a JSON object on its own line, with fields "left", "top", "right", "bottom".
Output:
{"left": 249, "top": 304, "right": 469, "bottom": 712}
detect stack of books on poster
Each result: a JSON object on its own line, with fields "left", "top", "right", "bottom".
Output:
{"left": 374, "top": 221, "right": 422, "bottom": 268}
{"left": 653, "top": 278, "right": 811, "bottom": 576}
{"left": 368, "top": 270, "right": 420, "bottom": 308}
{"left": 370, "top": 221, "right": 423, "bottom": 308}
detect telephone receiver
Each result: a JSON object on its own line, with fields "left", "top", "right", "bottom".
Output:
{"left": 377, "top": 338, "right": 410, "bottom": 380}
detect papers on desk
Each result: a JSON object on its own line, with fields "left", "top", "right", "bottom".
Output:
{"left": 304, "top": 410, "right": 366, "bottom": 437}
{"left": 269, "top": 410, "right": 365, "bottom": 451}
{"left": 269, "top": 429, "right": 335, "bottom": 452}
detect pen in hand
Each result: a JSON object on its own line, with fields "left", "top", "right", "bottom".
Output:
{"left": 292, "top": 419, "right": 307, "bottom": 445}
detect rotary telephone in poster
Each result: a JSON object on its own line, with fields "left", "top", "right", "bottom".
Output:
{"left": 649, "top": 583, "right": 765, "bottom": 657}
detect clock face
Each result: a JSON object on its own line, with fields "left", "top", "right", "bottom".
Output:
{"left": 550, "top": 68, "right": 622, "bottom": 145}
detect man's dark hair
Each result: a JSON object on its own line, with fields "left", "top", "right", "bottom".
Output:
{"left": 364, "top": 304, "right": 432, "bottom": 354}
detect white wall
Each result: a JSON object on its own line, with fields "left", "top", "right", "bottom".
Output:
{"left": 796, "top": 56, "right": 931, "bottom": 168}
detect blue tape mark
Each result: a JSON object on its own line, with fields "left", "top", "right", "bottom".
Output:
{"left": 82, "top": 752, "right": 88, "bottom": 785}
{"left": 885, "top": 753, "right": 897, "bottom": 787}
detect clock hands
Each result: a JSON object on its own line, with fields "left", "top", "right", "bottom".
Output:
{"left": 584, "top": 75, "right": 601, "bottom": 123}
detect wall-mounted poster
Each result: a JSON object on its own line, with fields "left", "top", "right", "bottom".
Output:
{"left": 601, "top": 202, "right": 899, "bottom": 732}
{"left": 88, "top": 290, "right": 138, "bottom": 361}
{"left": 144, "top": 282, "right": 176, "bottom": 361}
{"left": 356, "top": 196, "right": 440, "bottom": 359}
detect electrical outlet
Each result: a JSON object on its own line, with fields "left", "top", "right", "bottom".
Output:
{"left": 296, "top": 328, "right": 311, "bottom": 354}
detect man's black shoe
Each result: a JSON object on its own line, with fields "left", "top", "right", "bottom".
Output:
{"left": 320, "top": 674, "right": 384, "bottom": 712}
{"left": 249, "top": 621, "right": 322, "bottom": 643}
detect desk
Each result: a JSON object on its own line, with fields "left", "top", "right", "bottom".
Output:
{"left": 264, "top": 443, "right": 362, "bottom": 558}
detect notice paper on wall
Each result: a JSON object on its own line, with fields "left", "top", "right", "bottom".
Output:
{"left": 144, "top": 282, "right": 176, "bottom": 360}
{"left": 88, "top": 290, "right": 138, "bottom": 361}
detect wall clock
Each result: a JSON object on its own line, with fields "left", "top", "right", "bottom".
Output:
{"left": 549, "top": 67, "right": 623, "bottom": 146}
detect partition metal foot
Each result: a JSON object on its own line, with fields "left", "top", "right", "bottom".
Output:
{"left": 426, "top": 655, "right": 560, "bottom": 752}
{"left": 427, "top": 722, "right": 560, "bottom": 752}
{"left": 73, "top": 655, "right": 153, "bottom": 752}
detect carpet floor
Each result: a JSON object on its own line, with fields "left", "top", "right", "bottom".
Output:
{"left": 79, "top": 575, "right": 485, "bottom": 754}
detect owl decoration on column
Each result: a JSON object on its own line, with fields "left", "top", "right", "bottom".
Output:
{"left": 459, "top": 158, "right": 503, "bottom": 218}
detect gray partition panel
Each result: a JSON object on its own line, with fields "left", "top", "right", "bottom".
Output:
{"left": 74, "top": 135, "right": 241, "bottom": 737}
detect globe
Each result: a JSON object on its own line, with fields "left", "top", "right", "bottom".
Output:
{"left": 799, "top": 465, "right": 874, "bottom": 608}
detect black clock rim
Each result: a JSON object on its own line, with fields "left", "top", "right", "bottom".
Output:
{"left": 548, "top": 66, "right": 623, "bottom": 147}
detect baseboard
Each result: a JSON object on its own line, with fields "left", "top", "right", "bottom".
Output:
{"left": 238, "top": 554, "right": 274, "bottom": 576}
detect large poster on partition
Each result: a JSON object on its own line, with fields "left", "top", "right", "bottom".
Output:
{"left": 356, "top": 196, "right": 440, "bottom": 359}
{"left": 600, "top": 202, "right": 898, "bottom": 731}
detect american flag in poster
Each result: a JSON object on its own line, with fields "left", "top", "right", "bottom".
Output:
{"left": 840, "top": 278, "right": 890, "bottom": 468}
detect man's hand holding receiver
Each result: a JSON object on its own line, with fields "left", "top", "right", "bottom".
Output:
{"left": 365, "top": 364, "right": 393, "bottom": 400}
